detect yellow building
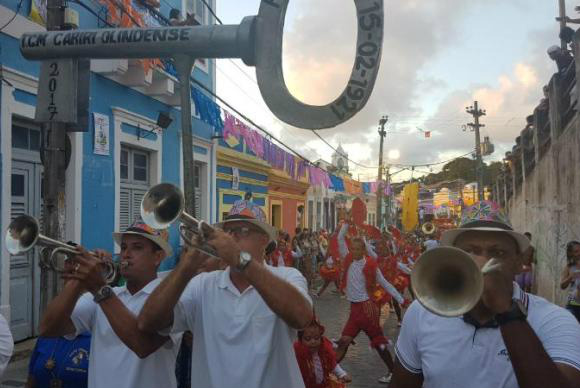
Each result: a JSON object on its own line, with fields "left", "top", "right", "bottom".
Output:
{"left": 216, "top": 146, "right": 270, "bottom": 221}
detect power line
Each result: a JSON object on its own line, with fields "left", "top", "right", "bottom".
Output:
{"left": 389, "top": 151, "right": 474, "bottom": 168}
{"left": 199, "top": 0, "right": 223, "bottom": 25}
{"left": 311, "top": 130, "right": 379, "bottom": 169}
{"left": 0, "top": 0, "right": 24, "bottom": 32}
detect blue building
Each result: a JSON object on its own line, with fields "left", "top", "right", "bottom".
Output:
{"left": 0, "top": 0, "right": 219, "bottom": 340}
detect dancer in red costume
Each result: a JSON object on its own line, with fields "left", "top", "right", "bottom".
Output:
{"left": 317, "top": 253, "right": 342, "bottom": 297}
{"left": 269, "top": 239, "right": 303, "bottom": 267}
{"left": 334, "top": 222, "right": 405, "bottom": 384}
{"left": 374, "top": 239, "right": 412, "bottom": 326}
{"left": 294, "top": 318, "right": 351, "bottom": 388}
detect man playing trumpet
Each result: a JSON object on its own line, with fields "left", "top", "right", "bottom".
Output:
{"left": 391, "top": 201, "right": 580, "bottom": 388}
{"left": 39, "top": 221, "right": 182, "bottom": 388}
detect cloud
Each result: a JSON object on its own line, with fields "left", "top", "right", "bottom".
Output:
{"left": 269, "top": 0, "right": 480, "bottom": 175}
{"left": 216, "top": 1, "right": 560, "bottom": 183}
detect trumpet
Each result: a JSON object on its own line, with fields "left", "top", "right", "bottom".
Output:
{"left": 411, "top": 247, "right": 501, "bottom": 317}
{"left": 422, "top": 222, "right": 436, "bottom": 235}
{"left": 140, "top": 183, "right": 219, "bottom": 258}
{"left": 5, "top": 215, "right": 120, "bottom": 284}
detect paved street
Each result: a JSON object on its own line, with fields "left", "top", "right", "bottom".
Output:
{"left": 314, "top": 290, "right": 402, "bottom": 388}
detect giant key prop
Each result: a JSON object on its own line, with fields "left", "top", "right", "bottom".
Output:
{"left": 20, "top": 0, "right": 384, "bottom": 129}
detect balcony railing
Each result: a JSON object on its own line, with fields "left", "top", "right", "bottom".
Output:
{"left": 88, "top": 0, "right": 201, "bottom": 106}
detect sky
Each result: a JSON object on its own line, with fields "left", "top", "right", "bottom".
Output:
{"left": 213, "top": 1, "right": 572, "bottom": 182}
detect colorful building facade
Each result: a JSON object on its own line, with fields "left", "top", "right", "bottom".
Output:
{"left": 0, "top": 0, "right": 218, "bottom": 340}
{"left": 216, "top": 145, "right": 270, "bottom": 221}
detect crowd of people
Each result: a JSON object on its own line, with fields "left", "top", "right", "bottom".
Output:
{"left": 0, "top": 200, "right": 579, "bottom": 388}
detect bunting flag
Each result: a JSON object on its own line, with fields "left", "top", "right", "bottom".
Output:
{"left": 330, "top": 175, "right": 345, "bottom": 192}
{"left": 29, "top": 0, "right": 47, "bottom": 26}
{"left": 191, "top": 89, "right": 224, "bottom": 131}
{"left": 344, "top": 178, "right": 363, "bottom": 195}
{"left": 223, "top": 111, "right": 241, "bottom": 148}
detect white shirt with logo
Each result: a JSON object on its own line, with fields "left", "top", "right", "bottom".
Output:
{"left": 70, "top": 278, "right": 181, "bottom": 388}
{"left": 395, "top": 283, "right": 580, "bottom": 388}
{"left": 168, "top": 265, "right": 312, "bottom": 388}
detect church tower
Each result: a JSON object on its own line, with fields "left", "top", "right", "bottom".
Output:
{"left": 332, "top": 143, "right": 349, "bottom": 174}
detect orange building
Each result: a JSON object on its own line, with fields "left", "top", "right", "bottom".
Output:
{"left": 268, "top": 168, "right": 310, "bottom": 237}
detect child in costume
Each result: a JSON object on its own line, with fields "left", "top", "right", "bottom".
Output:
{"left": 294, "top": 319, "right": 351, "bottom": 388}
{"left": 317, "top": 253, "right": 342, "bottom": 297}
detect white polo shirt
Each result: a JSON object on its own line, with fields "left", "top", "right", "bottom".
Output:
{"left": 70, "top": 278, "right": 181, "bottom": 388}
{"left": 168, "top": 265, "right": 312, "bottom": 388}
{"left": 395, "top": 283, "right": 580, "bottom": 388}
{"left": 0, "top": 313, "right": 13, "bottom": 378}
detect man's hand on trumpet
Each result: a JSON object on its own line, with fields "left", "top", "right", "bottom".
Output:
{"left": 62, "top": 246, "right": 108, "bottom": 294}
{"left": 176, "top": 244, "right": 211, "bottom": 279}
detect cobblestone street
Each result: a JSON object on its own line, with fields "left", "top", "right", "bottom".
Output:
{"left": 314, "top": 289, "right": 402, "bottom": 388}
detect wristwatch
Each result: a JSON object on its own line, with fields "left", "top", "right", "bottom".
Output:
{"left": 495, "top": 299, "right": 528, "bottom": 326}
{"left": 93, "top": 285, "right": 114, "bottom": 304}
{"left": 236, "top": 251, "right": 253, "bottom": 272}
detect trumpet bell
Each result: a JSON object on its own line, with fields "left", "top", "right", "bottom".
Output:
{"left": 422, "top": 222, "right": 436, "bottom": 235}
{"left": 411, "top": 247, "right": 483, "bottom": 317}
{"left": 141, "top": 183, "right": 184, "bottom": 229}
{"left": 6, "top": 215, "right": 40, "bottom": 255}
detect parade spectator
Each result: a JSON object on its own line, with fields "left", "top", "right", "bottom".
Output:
{"left": 294, "top": 318, "right": 351, "bottom": 388}
{"left": 560, "top": 241, "right": 580, "bottom": 322}
{"left": 269, "top": 239, "right": 302, "bottom": 268}
{"left": 169, "top": 9, "right": 198, "bottom": 26}
{"left": 547, "top": 45, "right": 574, "bottom": 73}
{"left": 335, "top": 222, "right": 405, "bottom": 384}
{"left": 0, "top": 313, "right": 13, "bottom": 379}
{"left": 38, "top": 221, "right": 182, "bottom": 388}
{"left": 516, "top": 232, "right": 535, "bottom": 293}
{"left": 391, "top": 201, "right": 580, "bottom": 388}
{"left": 26, "top": 333, "right": 91, "bottom": 388}
{"left": 138, "top": 202, "right": 313, "bottom": 388}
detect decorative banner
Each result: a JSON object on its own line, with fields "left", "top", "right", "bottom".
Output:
{"left": 401, "top": 183, "right": 419, "bottom": 232}
{"left": 93, "top": 113, "right": 110, "bottom": 156}
{"left": 29, "top": 0, "right": 47, "bottom": 26}
{"left": 232, "top": 167, "right": 240, "bottom": 191}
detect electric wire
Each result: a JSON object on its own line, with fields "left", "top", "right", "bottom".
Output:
{"left": 0, "top": 0, "right": 24, "bottom": 32}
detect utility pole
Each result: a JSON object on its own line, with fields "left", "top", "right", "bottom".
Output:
{"left": 174, "top": 57, "right": 197, "bottom": 216}
{"left": 376, "top": 115, "right": 388, "bottom": 230}
{"left": 559, "top": 0, "right": 567, "bottom": 50}
{"left": 40, "top": 0, "right": 67, "bottom": 315}
{"left": 466, "top": 101, "right": 486, "bottom": 201}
